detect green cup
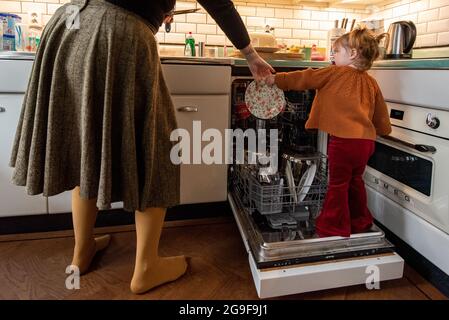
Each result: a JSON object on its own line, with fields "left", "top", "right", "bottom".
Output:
{"left": 301, "top": 47, "right": 311, "bottom": 60}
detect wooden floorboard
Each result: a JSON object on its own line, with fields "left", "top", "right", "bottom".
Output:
{"left": 0, "top": 220, "right": 446, "bottom": 300}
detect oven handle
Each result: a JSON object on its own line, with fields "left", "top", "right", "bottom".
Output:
{"left": 382, "top": 135, "right": 437, "bottom": 154}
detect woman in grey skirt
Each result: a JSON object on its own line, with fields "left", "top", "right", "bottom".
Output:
{"left": 9, "top": 0, "right": 274, "bottom": 294}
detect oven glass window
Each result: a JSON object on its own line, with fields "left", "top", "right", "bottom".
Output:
{"left": 368, "top": 142, "right": 433, "bottom": 196}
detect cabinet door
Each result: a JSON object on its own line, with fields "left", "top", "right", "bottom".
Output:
{"left": 171, "top": 95, "right": 230, "bottom": 204}
{"left": 0, "top": 94, "right": 47, "bottom": 217}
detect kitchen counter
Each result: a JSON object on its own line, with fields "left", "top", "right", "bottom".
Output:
{"left": 2, "top": 51, "right": 449, "bottom": 69}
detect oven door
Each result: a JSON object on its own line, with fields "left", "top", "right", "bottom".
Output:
{"left": 364, "top": 125, "right": 449, "bottom": 234}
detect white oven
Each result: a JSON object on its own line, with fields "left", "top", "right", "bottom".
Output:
{"left": 366, "top": 69, "right": 449, "bottom": 277}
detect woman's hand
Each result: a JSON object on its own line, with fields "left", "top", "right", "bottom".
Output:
{"left": 241, "top": 44, "right": 275, "bottom": 82}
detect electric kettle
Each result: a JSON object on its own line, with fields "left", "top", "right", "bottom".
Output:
{"left": 385, "top": 21, "right": 417, "bottom": 59}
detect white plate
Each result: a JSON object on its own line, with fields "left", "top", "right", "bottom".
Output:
{"left": 285, "top": 161, "right": 298, "bottom": 203}
{"left": 254, "top": 47, "right": 280, "bottom": 53}
{"left": 245, "top": 81, "right": 286, "bottom": 120}
{"left": 297, "top": 162, "right": 317, "bottom": 203}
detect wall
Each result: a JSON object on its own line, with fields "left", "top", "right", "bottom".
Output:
{"left": 0, "top": 0, "right": 369, "bottom": 52}
{"left": 369, "top": 0, "right": 449, "bottom": 47}
{"left": 1, "top": 0, "right": 447, "bottom": 49}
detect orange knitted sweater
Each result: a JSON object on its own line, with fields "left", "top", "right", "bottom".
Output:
{"left": 275, "top": 65, "right": 392, "bottom": 140}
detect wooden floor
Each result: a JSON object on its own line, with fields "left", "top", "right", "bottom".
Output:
{"left": 0, "top": 219, "right": 446, "bottom": 300}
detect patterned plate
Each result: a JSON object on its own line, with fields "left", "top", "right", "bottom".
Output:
{"left": 245, "top": 81, "right": 286, "bottom": 120}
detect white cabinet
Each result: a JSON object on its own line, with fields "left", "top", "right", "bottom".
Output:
{"left": 0, "top": 94, "right": 47, "bottom": 217}
{"left": 48, "top": 191, "right": 123, "bottom": 214}
{"left": 172, "top": 95, "right": 230, "bottom": 204}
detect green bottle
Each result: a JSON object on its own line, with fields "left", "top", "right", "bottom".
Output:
{"left": 185, "top": 32, "right": 196, "bottom": 57}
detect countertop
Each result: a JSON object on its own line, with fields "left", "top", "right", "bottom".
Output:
{"left": 2, "top": 51, "right": 449, "bottom": 69}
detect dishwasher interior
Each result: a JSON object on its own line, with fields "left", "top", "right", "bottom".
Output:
{"left": 228, "top": 77, "right": 404, "bottom": 298}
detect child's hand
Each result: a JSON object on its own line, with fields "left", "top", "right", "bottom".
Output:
{"left": 265, "top": 74, "right": 275, "bottom": 86}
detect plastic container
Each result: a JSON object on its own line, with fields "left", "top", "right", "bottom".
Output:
{"left": 0, "top": 13, "right": 22, "bottom": 51}
{"left": 184, "top": 32, "right": 195, "bottom": 57}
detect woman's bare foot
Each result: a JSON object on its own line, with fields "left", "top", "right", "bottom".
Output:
{"left": 71, "top": 234, "right": 111, "bottom": 275}
{"left": 130, "top": 255, "right": 188, "bottom": 294}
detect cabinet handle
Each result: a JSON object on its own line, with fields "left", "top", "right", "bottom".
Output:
{"left": 177, "top": 106, "right": 198, "bottom": 112}
{"left": 0, "top": 107, "right": 5, "bottom": 113}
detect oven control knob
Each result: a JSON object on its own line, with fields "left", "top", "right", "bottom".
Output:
{"left": 426, "top": 113, "right": 440, "bottom": 129}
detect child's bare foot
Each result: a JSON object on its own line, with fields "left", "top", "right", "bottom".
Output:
{"left": 71, "top": 234, "right": 111, "bottom": 275}
{"left": 130, "top": 256, "right": 188, "bottom": 294}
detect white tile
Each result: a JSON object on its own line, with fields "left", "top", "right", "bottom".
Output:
{"left": 21, "top": 2, "right": 47, "bottom": 14}
{"left": 47, "top": 3, "right": 62, "bottom": 15}
{"left": 416, "top": 22, "right": 428, "bottom": 34}
{"left": 328, "top": 12, "right": 345, "bottom": 21}
{"left": 176, "top": 23, "right": 197, "bottom": 33}
{"left": 429, "top": 0, "right": 449, "bottom": 9}
{"left": 164, "top": 33, "right": 186, "bottom": 44}
{"left": 302, "top": 20, "right": 320, "bottom": 29}
{"left": 176, "top": 1, "right": 197, "bottom": 10}
{"left": 266, "top": 18, "right": 283, "bottom": 28}
{"left": 237, "top": 6, "right": 256, "bottom": 16}
{"left": 409, "top": 0, "right": 429, "bottom": 13}
{"left": 310, "top": 30, "right": 328, "bottom": 40}
{"left": 437, "top": 31, "right": 449, "bottom": 44}
{"left": 293, "top": 29, "right": 310, "bottom": 39}
{"left": 275, "top": 8, "right": 293, "bottom": 19}
{"left": 0, "top": 1, "right": 21, "bottom": 13}
{"left": 318, "top": 40, "right": 328, "bottom": 48}
{"left": 194, "top": 34, "right": 206, "bottom": 43}
{"left": 392, "top": 4, "right": 410, "bottom": 17}
{"left": 283, "top": 19, "right": 300, "bottom": 29}
{"left": 381, "top": 9, "right": 393, "bottom": 20}
{"left": 416, "top": 33, "right": 438, "bottom": 46}
{"left": 256, "top": 7, "right": 275, "bottom": 18}
{"left": 440, "top": 5, "right": 449, "bottom": 18}
{"left": 418, "top": 8, "right": 439, "bottom": 22}
{"left": 246, "top": 16, "right": 265, "bottom": 27}
{"left": 294, "top": 10, "right": 311, "bottom": 20}
{"left": 282, "top": 39, "right": 300, "bottom": 46}
{"left": 186, "top": 13, "right": 207, "bottom": 24}
{"left": 274, "top": 28, "right": 292, "bottom": 38}
{"left": 206, "top": 34, "right": 226, "bottom": 45}
{"left": 311, "top": 11, "right": 329, "bottom": 21}
{"left": 427, "top": 18, "right": 449, "bottom": 32}
{"left": 320, "top": 21, "right": 334, "bottom": 31}
{"left": 197, "top": 24, "right": 216, "bottom": 35}
{"left": 172, "top": 14, "right": 186, "bottom": 23}
{"left": 154, "top": 32, "right": 164, "bottom": 43}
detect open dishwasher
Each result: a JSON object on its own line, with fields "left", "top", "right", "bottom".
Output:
{"left": 228, "top": 77, "right": 404, "bottom": 298}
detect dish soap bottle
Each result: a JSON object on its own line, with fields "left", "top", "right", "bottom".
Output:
{"left": 185, "top": 32, "right": 196, "bottom": 57}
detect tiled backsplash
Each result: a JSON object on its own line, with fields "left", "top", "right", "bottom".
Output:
{"left": 369, "top": 0, "right": 449, "bottom": 47}
{"left": 1, "top": 0, "right": 448, "bottom": 49}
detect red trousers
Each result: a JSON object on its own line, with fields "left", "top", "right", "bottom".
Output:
{"left": 316, "top": 136, "right": 375, "bottom": 238}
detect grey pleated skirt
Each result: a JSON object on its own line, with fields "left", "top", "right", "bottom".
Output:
{"left": 9, "top": 0, "right": 180, "bottom": 212}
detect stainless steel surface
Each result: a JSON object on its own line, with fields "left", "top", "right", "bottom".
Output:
{"left": 229, "top": 190, "right": 394, "bottom": 266}
{"left": 0, "top": 51, "right": 35, "bottom": 60}
{"left": 198, "top": 41, "right": 206, "bottom": 57}
{"left": 177, "top": 106, "right": 198, "bottom": 112}
{"left": 383, "top": 135, "right": 437, "bottom": 153}
{"left": 426, "top": 113, "right": 440, "bottom": 129}
{"left": 385, "top": 21, "right": 416, "bottom": 59}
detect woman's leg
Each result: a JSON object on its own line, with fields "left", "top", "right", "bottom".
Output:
{"left": 71, "top": 186, "right": 111, "bottom": 275}
{"left": 130, "top": 207, "right": 187, "bottom": 294}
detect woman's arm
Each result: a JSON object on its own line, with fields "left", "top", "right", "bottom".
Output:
{"left": 197, "top": 0, "right": 274, "bottom": 81}
{"left": 266, "top": 67, "right": 334, "bottom": 90}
